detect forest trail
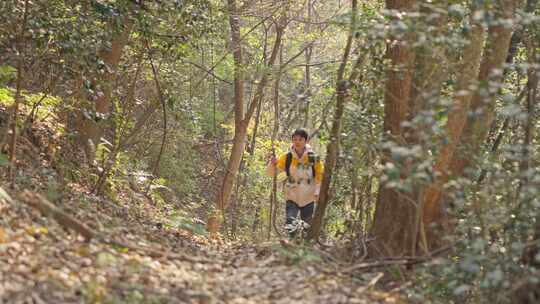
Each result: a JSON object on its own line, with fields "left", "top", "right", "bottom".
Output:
{"left": 0, "top": 186, "right": 401, "bottom": 304}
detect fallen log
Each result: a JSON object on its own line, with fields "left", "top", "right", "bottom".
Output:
{"left": 20, "top": 190, "right": 94, "bottom": 241}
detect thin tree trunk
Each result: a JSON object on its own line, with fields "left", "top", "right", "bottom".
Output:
{"left": 303, "top": 0, "right": 312, "bottom": 128}
{"left": 309, "top": 0, "right": 358, "bottom": 241}
{"left": 268, "top": 48, "right": 282, "bottom": 239}
{"left": 211, "top": 42, "right": 217, "bottom": 134}
{"left": 514, "top": 40, "right": 537, "bottom": 241}
{"left": 93, "top": 58, "right": 143, "bottom": 195}
{"left": 7, "top": 0, "right": 29, "bottom": 187}
{"left": 364, "top": 175, "right": 374, "bottom": 234}
{"left": 252, "top": 205, "right": 261, "bottom": 240}
{"left": 409, "top": 2, "right": 447, "bottom": 119}
{"left": 76, "top": 20, "right": 133, "bottom": 163}
{"left": 508, "top": 32, "right": 539, "bottom": 240}
{"left": 248, "top": 98, "right": 263, "bottom": 154}
{"left": 476, "top": 117, "right": 510, "bottom": 184}
{"left": 231, "top": 158, "right": 244, "bottom": 239}
{"left": 514, "top": 33, "right": 539, "bottom": 303}
{"left": 233, "top": 98, "right": 264, "bottom": 239}
{"left": 218, "top": 0, "right": 246, "bottom": 212}
{"left": 350, "top": 168, "right": 358, "bottom": 212}
{"left": 147, "top": 40, "right": 168, "bottom": 183}
{"left": 476, "top": 20, "right": 527, "bottom": 184}
{"left": 349, "top": 167, "right": 361, "bottom": 238}
{"left": 450, "top": 0, "right": 518, "bottom": 179}
{"left": 407, "top": 2, "right": 449, "bottom": 256}
{"left": 217, "top": 6, "right": 286, "bottom": 214}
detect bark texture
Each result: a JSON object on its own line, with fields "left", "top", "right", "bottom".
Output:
{"left": 369, "top": 0, "right": 417, "bottom": 257}
{"left": 75, "top": 22, "right": 132, "bottom": 162}
{"left": 423, "top": 0, "right": 517, "bottom": 249}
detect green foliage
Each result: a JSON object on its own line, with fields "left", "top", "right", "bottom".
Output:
{"left": 146, "top": 177, "right": 169, "bottom": 206}
{"left": 0, "top": 87, "right": 14, "bottom": 105}
{"left": 0, "top": 65, "right": 16, "bottom": 85}
{"left": 0, "top": 153, "right": 9, "bottom": 171}
{"left": 168, "top": 210, "right": 207, "bottom": 236}
{"left": 45, "top": 178, "right": 62, "bottom": 202}
{"left": 25, "top": 93, "right": 61, "bottom": 118}
{"left": 274, "top": 244, "right": 323, "bottom": 265}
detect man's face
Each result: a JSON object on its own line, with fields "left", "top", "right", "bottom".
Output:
{"left": 292, "top": 135, "right": 307, "bottom": 151}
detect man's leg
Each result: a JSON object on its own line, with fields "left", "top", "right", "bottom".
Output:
{"left": 300, "top": 202, "right": 315, "bottom": 235}
{"left": 285, "top": 200, "right": 300, "bottom": 238}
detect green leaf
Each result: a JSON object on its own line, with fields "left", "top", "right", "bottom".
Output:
{"left": 0, "top": 88, "right": 14, "bottom": 106}
{"left": 0, "top": 153, "right": 9, "bottom": 167}
{"left": 0, "top": 65, "right": 17, "bottom": 84}
{"left": 96, "top": 252, "right": 117, "bottom": 267}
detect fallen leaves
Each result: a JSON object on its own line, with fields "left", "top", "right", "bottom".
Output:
{"left": 0, "top": 228, "right": 6, "bottom": 243}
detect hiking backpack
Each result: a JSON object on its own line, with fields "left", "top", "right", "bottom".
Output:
{"left": 285, "top": 151, "right": 317, "bottom": 180}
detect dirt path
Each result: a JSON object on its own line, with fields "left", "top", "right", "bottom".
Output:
{"left": 203, "top": 244, "right": 396, "bottom": 304}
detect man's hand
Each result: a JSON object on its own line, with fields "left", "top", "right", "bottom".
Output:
{"left": 267, "top": 154, "right": 277, "bottom": 166}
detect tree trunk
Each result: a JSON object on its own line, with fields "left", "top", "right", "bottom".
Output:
{"left": 269, "top": 45, "right": 283, "bottom": 239}
{"left": 409, "top": 2, "right": 447, "bottom": 120}
{"left": 477, "top": 11, "right": 529, "bottom": 185}
{"left": 303, "top": 0, "right": 312, "bottom": 128}
{"left": 423, "top": 0, "right": 517, "bottom": 250}
{"left": 75, "top": 21, "right": 132, "bottom": 163}
{"left": 309, "top": 0, "right": 357, "bottom": 241}
{"left": 450, "top": 0, "right": 518, "bottom": 180}
{"left": 7, "top": 0, "right": 29, "bottom": 186}
{"left": 217, "top": 3, "right": 286, "bottom": 214}
{"left": 407, "top": 2, "right": 449, "bottom": 256}
{"left": 513, "top": 31, "right": 539, "bottom": 303}
{"left": 217, "top": 0, "right": 245, "bottom": 212}
{"left": 369, "top": 0, "right": 417, "bottom": 257}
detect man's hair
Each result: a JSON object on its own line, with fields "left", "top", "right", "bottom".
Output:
{"left": 291, "top": 128, "right": 309, "bottom": 140}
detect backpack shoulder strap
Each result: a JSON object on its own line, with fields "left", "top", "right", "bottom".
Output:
{"left": 307, "top": 151, "right": 317, "bottom": 177}
{"left": 307, "top": 151, "right": 316, "bottom": 162}
{"left": 285, "top": 152, "right": 293, "bottom": 177}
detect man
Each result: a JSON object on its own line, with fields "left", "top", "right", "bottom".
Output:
{"left": 267, "top": 128, "right": 324, "bottom": 238}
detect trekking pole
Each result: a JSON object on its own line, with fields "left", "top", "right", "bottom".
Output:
{"left": 268, "top": 88, "right": 279, "bottom": 239}
{"left": 271, "top": 162, "right": 282, "bottom": 237}
{"left": 267, "top": 148, "right": 275, "bottom": 240}
{"left": 269, "top": 139, "right": 283, "bottom": 238}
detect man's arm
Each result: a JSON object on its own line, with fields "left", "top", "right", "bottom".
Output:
{"left": 266, "top": 154, "right": 286, "bottom": 176}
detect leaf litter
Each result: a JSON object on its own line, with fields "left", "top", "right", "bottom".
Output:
{"left": 0, "top": 186, "right": 405, "bottom": 304}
